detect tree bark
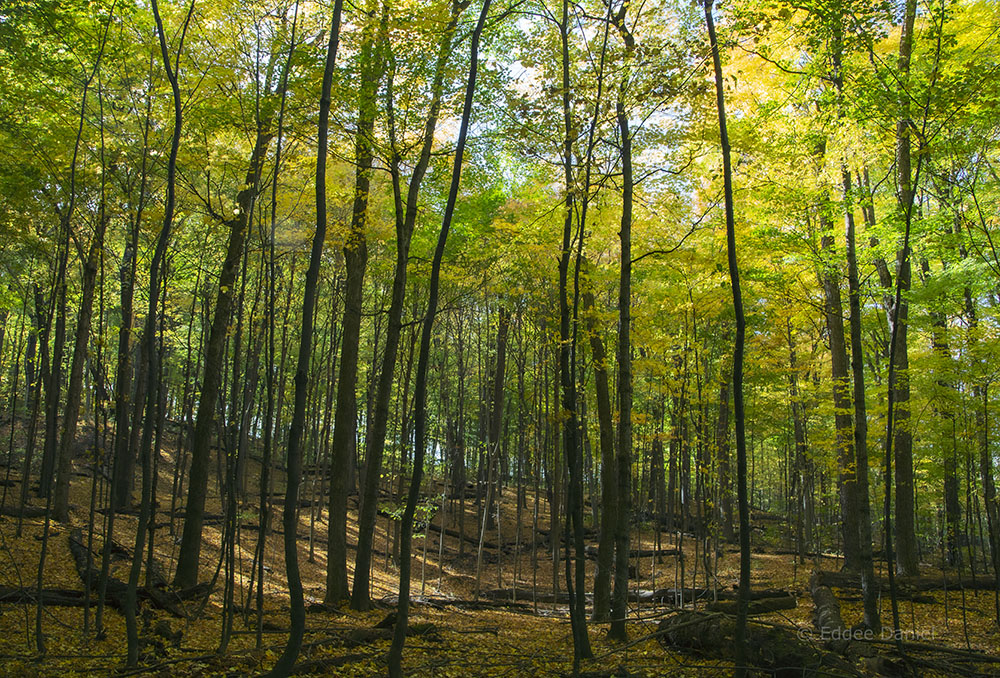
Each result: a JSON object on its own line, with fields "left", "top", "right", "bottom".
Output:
{"left": 891, "top": 0, "right": 919, "bottom": 579}
{"left": 819, "top": 228, "right": 861, "bottom": 571}
{"left": 266, "top": 5, "right": 340, "bottom": 674}
{"left": 387, "top": 2, "right": 490, "bottom": 673}
{"left": 555, "top": 0, "right": 591, "bottom": 660}
{"left": 716, "top": 379, "right": 733, "bottom": 541}
{"left": 126, "top": 0, "right": 191, "bottom": 663}
{"left": 325, "top": 0, "right": 380, "bottom": 605}
{"left": 583, "top": 285, "right": 616, "bottom": 621}
{"left": 52, "top": 207, "right": 108, "bottom": 522}
{"left": 842, "top": 167, "right": 879, "bottom": 631}
{"left": 704, "top": 2, "right": 751, "bottom": 675}
{"left": 352, "top": 3, "right": 465, "bottom": 609}
{"left": 174, "top": 122, "right": 273, "bottom": 590}
{"left": 608, "top": 97, "right": 633, "bottom": 642}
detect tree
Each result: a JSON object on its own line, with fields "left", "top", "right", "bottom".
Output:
{"left": 703, "top": 1, "right": 750, "bottom": 676}
{"left": 267, "top": 3, "right": 342, "bottom": 673}
{"left": 325, "top": 0, "right": 381, "bottom": 605}
{"left": 351, "top": 0, "right": 468, "bottom": 610}
{"left": 174, "top": 50, "right": 276, "bottom": 590}
{"left": 388, "top": 0, "right": 491, "bottom": 673}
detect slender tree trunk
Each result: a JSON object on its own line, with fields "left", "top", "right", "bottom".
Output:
{"left": 39, "top": 229, "right": 68, "bottom": 499}
{"left": 485, "top": 307, "right": 509, "bottom": 530}
{"left": 325, "top": 0, "right": 380, "bottom": 605}
{"left": 110, "top": 114, "right": 149, "bottom": 512}
{"left": 583, "top": 284, "right": 616, "bottom": 622}
{"left": 388, "top": 2, "right": 490, "bottom": 672}
{"left": 125, "top": 0, "right": 191, "bottom": 664}
{"left": 704, "top": 2, "right": 750, "bottom": 675}
{"left": 786, "top": 321, "right": 809, "bottom": 560}
{"left": 892, "top": 0, "right": 919, "bottom": 579}
{"left": 819, "top": 227, "right": 861, "bottom": 570}
{"left": 554, "top": 0, "right": 591, "bottom": 660}
{"left": 351, "top": 3, "right": 464, "bottom": 609}
{"left": 174, "top": 118, "right": 273, "bottom": 589}
{"left": 716, "top": 379, "right": 734, "bottom": 541}
{"left": 266, "top": 4, "right": 340, "bottom": 673}
{"left": 609, "top": 99, "right": 634, "bottom": 640}
{"left": 841, "top": 167, "right": 880, "bottom": 630}
{"left": 53, "top": 205, "right": 108, "bottom": 522}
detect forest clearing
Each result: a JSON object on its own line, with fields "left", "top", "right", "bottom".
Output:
{"left": 1, "top": 0, "right": 1000, "bottom": 674}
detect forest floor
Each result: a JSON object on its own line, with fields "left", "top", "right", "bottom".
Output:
{"left": 2, "top": 437, "right": 1000, "bottom": 676}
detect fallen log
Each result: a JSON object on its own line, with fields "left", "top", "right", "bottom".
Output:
{"left": 657, "top": 610, "right": 860, "bottom": 677}
{"left": 771, "top": 548, "right": 841, "bottom": 559}
{"left": 810, "top": 573, "right": 845, "bottom": 635}
{"left": 409, "top": 595, "right": 533, "bottom": 611}
{"left": 0, "top": 505, "right": 47, "bottom": 518}
{"left": 481, "top": 588, "right": 573, "bottom": 604}
{"left": 290, "top": 652, "right": 369, "bottom": 676}
{"left": 808, "top": 573, "right": 876, "bottom": 661}
{"left": 67, "top": 528, "right": 189, "bottom": 618}
{"left": 583, "top": 544, "right": 680, "bottom": 560}
{"left": 705, "top": 594, "right": 797, "bottom": 615}
{"left": 642, "top": 586, "right": 794, "bottom": 605}
{"left": 814, "top": 570, "right": 999, "bottom": 593}
{"left": 0, "top": 585, "right": 112, "bottom": 609}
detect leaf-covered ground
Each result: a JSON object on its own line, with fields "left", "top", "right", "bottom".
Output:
{"left": 2, "top": 451, "right": 1000, "bottom": 677}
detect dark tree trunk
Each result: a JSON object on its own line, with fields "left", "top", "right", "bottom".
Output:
{"left": 485, "top": 307, "right": 510, "bottom": 531}
{"left": 891, "top": 248, "right": 917, "bottom": 576}
{"left": 125, "top": 0, "right": 190, "bottom": 664}
{"left": 174, "top": 122, "right": 273, "bottom": 589}
{"left": 842, "top": 167, "right": 880, "bottom": 631}
{"left": 53, "top": 208, "right": 109, "bottom": 522}
{"left": 266, "top": 5, "right": 340, "bottom": 674}
{"left": 555, "top": 0, "right": 591, "bottom": 660}
{"left": 716, "top": 379, "right": 733, "bottom": 541}
{"left": 819, "top": 228, "right": 861, "bottom": 571}
{"left": 704, "top": 2, "right": 751, "bottom": 675}
{"left": 110, "top": 123, "right": 148, "bottom": 512}
{"left": 583, "top": 283, "right": 616, "bottom": 622}
{"left": 325, "top": 0, "right": 379, "bottom": 605}
{"left": 351, "top": 3, "right": 464, "bottom": 610}
{"left": 891, "top": 0, "right": 919, "bottom": 579}
{"left": 387, "top": 2, "right": 490, "bottom": 673}
{"left": 609, "top": 98, "right": 633, "bottom": 642}
{"left": 39, "top": 234, "right": 68, "bottom": 499}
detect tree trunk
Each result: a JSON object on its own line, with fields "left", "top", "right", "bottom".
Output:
{"left": 842, "top": 167, "right": 880, "bottom": 631}
{"left": 125, "top": 0, "right": 190, "bottom": 663}
{"left": 53, "top": 209, "right": 108, "bottom": 522}
{"left": 174, "top": 123, "right": 273, "bottom": 589}
{"left": 39, "top": 234, "right": 68, "bottom": 499}
{"left": 786, "top": 321, "right": 809, "bottom": 559}
{"left": 584, "top": 286, "right": 616, "bottom": 622}
{"left": 351, "top": 4, "right": 464, "bottom": 609}
{"left": 716, "top": 379, "right": 733, "bottom": 541}
{"left": 819, "top": 228, "right": 861, "bottom": 571}
{"left": 267, "top": 5, "right": 340, "bottom": 674}
{"left": 387, "top": 3, "right": 490, "bottom": 674}
{"left": 891, "top": 0, "right": 919, "bottom": 579}
{"left": 891, "top": 248, "right": 917, "bottom": 576}
{"left": 704, "top": 2, "right": 751, "bottom": 674}
{"left": 556, "top": 0, "right": 591, "bottom": 660}
{"left": 485, "top": 307, "right": 510, "bottom": 530}
{"left": 325, "top": 0, "right": 379, "bottom": 605}
{"left": 609, "top": 99, "right": 633, "bottom": 641}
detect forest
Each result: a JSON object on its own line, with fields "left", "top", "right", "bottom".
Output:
{"left": 1, "top": 0, "right": 999, "bottom": 675}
